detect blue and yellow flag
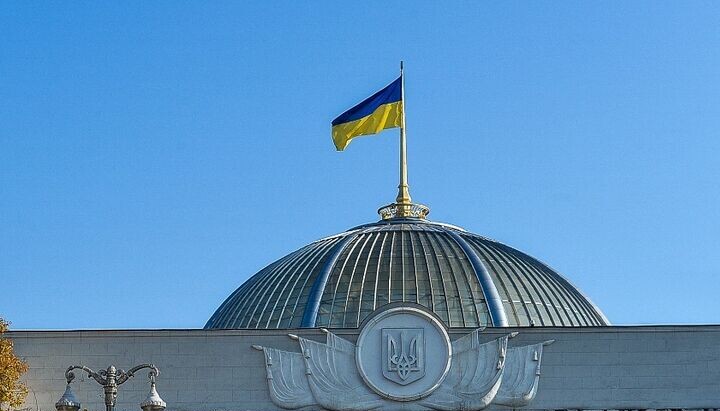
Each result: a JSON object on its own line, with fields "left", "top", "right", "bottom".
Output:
{"left": 331, "top": 77, "right": 403, "bottom": 151}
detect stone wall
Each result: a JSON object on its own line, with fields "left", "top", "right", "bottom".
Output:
{"left": 9, "top": 326, "right": 720, "bottom": 411}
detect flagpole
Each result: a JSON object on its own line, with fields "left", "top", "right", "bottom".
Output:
{"left": 378, "top": 61, "right": 429, "bottom": 220}
{"left": 396, "top": 61, "right": 412, "bottom": 208}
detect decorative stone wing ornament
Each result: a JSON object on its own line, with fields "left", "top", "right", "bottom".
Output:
{"left": 252, "top": 306, "right": 553, "bottom": 411}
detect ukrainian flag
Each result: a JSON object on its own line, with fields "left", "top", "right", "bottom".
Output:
{"left": 331, "top": 76, "right": 403, "bottom": 151}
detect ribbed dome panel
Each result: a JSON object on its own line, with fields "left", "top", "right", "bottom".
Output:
{"left": 314, "top": 228, "right": 490, "bottom": 329}
{"left": 206, "top": 236, "right": 343, "bottom": 329}
{"left": 461, "top": 235, "right": 606, "bottom": 326}
{"left": 205, "top": 219, "right": 608, "bottom": 329}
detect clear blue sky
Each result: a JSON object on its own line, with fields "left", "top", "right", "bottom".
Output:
{"left": 2, "top": 2, "right": 719, "bottom": 329}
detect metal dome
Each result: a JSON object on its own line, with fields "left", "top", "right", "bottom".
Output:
{"left": 205, "top": 217, "right": 608, "bottom": 329}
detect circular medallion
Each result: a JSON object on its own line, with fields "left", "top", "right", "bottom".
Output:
{"left": 355, "top": 306, "right": 452, "bottom": 402}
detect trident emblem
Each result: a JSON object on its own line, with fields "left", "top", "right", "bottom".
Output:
{"left": 382, "top": 328, "right": 425, "bottom": 385}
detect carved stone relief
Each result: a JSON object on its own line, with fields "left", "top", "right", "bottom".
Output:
{"left": 252, "top": 305, "right": 553, "bottom": 411}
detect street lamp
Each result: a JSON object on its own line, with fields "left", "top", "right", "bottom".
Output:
{"left": 55, "top": 364, "right": 165, "bottom": 411}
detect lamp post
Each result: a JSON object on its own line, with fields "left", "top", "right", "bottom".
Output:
{"left": 55, "top": 364, "right": 165, "bottom": 411}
